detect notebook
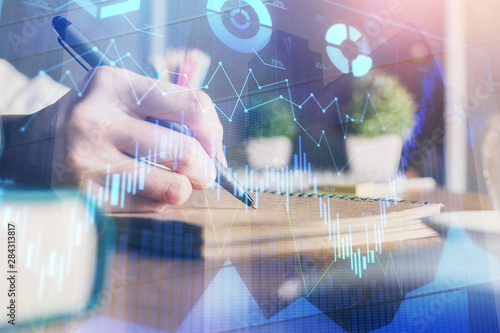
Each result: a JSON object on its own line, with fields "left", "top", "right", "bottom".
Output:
{"left": 0, "top": 189, "right": 114, "bottom": 329}
{"left": 111, "top": 189, "right": 442, "bottom": 259}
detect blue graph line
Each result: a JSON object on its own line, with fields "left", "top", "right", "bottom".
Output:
{"left": 30, "top": 38, "right": 386, "bottom": 173}
{"left": 252, "top": 48, "right": 286, "bottom": 70}
{"left": 20, "top": 70, "right": 76, "bottom": 131}
{"left": 38, "top": 48, "right": 95, "bottom": 75}
{"left": 338, "top": 146, "right": 377, "bottom": 174}
{"left": 23, "top": 0, "right": 141, "bottom": 19}
{"left": 122, "top": 13, "right": 164, "bottom": 37}
{"left": 100, "top": 0, "right": 140, "bottom": 19}
{"left": 21, "top": 0, "right": 80, "bottom": 12}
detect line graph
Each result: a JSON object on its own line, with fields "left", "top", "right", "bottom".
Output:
{"left": 23, "top": 0, "right": 141, "bottom": 19}
{"left": 30, "top": 37, "right": 408, "bottom": 295}
{"left": 34, "top": 38, "right": 388, "bottom": 175}
{"left": 67, "top": 126, "right": 407, "bottom": 301}
{"left": 21, "top": 0, "right": 80, "bottom": 13}
{"left": 122, "top": 13, "right": 164, "bottom": 37}
{"left": 6, "top": 3, "right": 486, "bottom": 332}
{"left": 34, "top": 39, "right": 385, "bottom": 141}
{"left": 253, "top": 48, "right": 286, "bottom": 70}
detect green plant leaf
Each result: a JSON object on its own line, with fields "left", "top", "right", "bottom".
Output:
{"left": 248, "top": 98, "right": 296, "bottom": 138}
{"left": 347, "top": 73, "right": 416, "bottom": 138}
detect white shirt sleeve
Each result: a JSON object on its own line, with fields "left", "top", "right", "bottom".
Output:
{"left": 0, "top": 59, "right": 70, "bottom": 115}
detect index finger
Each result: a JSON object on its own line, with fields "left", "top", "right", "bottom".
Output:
{"left": 108, "top": 68, "right": 227, "bottom": 167}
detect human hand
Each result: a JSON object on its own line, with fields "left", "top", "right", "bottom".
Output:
{"left": 51, "top": 66, "right": 226, "bottom": 212}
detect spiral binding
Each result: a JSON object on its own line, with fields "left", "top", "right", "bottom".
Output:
{"left": 263, "top": 190, "right": 434, "bottom": 205}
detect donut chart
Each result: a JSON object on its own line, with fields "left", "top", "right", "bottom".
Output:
{"left": 207, "top": 0, "right": 273, "bottom": 53}
{"left": 325, "top": 24, "right": 373, "bottom": 77}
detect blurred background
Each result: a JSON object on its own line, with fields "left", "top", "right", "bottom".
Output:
{"left": 1, "top": 0, "right": 499, "bottom": 197}
{"left": 1, "top": 0, "right": 500, "bottom": 332}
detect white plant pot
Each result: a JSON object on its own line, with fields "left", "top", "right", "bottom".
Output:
{"left": 346, "top": 134, "right": 403, "bottom": 180}
{"left": 246, "top": 136, "right": 293, "bottom": 170}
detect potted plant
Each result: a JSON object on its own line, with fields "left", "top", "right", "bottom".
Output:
{"left": 246, "top": 99, "right": 296, "bottom": 170}
{"left": 345, "top": 72, "right": 416, "bottom": 179}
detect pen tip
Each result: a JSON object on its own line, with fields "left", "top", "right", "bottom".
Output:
{"left": 250, "top": 203, "right": 257, "bottom": 210}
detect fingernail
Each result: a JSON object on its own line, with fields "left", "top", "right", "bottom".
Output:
{"left": 210, "top": 163, "right": 217, "bottom": 181}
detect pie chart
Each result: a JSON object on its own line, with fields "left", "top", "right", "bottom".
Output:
{"left": 207, "top": 0, "right": 273, "bottom": 53}
{"left": 325, "top": 24, "right": 373, "bottom": 77}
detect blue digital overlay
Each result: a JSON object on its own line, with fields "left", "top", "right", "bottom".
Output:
{"left": 325, "top": 24, "right": 373, "bottom": 77}
{"left": 207, "top": 0, "right": 273, "bottom": 53}
{"left": 74, "top": 0, "right": 141, "bottom": 19}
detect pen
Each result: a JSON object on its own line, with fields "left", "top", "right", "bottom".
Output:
{"left": 52, "top": 16, "right": 256, "bottom": 209}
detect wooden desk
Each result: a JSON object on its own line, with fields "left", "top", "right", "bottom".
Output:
{"left": 25, "top": 189, "right": 494, "bottom": 332}
{"left": 403, "top": 187, "right": 492, "bottom": 212}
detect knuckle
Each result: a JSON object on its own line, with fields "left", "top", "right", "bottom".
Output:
{"left": 86, "top": 66, "right": 113, "bottom": 87}
{"left": 72, "top": 108, "right": 99, "bottom": 131}
{"left": 207, "top": 120, "right": 224, "bottom": 138}
{"left": 161, "top": 174, "right": 192, "bottom": 205}
{"left": 180, "top": 89, "right": 212, "bottom": 115}
{"left": 193, "top": 90, "right": 212, "bottom": 108}
{"left": 70, "top": 103, "right": 90, "bottom": 123}
{"left": 176, "top": 137, "right": 202, "bottom": 167}
{"left": 176, "top": 150, "right": 197, "bottom": 171}
{"left": 214, "top": 122, "right": 224, "bottom": 142}
{"left": 92, "top": 65, "right": 117, "bottom": 81}
{"left": 84, "top": 67, "right": 133, "bottom": 105}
